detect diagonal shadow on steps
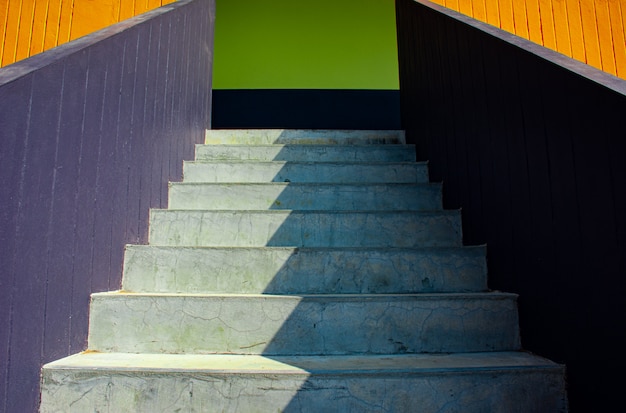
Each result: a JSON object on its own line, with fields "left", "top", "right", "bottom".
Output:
{"left": 100, "top": 131, "right": 563, "bottom": 411}
{"left": 149, "top": 135, "right": 516, "bottom": 410}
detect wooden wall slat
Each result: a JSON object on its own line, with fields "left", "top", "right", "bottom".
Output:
{"left": 1, "top": 0, "right": 176, "bottom": 68}
{"left": 396, "top": 1, "right": 626, "bottom": 409}
{"left": 608, "top": 0, "right": 626, "bottom": 77}
{"left": 538, "top": 0, "right": 557, "bottom": 49}
{"left": 498, "top": 0, "right": 517, "bottom": 33}
{"left": 0, "top": 2, "right": 215, "bottom": 411}
{"left": 526, "top": 0, "right": 544, "bottom": 44}
{"left": 15, "top": 0, "right": 34, "bottom": 61}
{"left": 29, "top": 1, "right": 48, "bottom": 56}
{"left": 0, "top": 75, "right": 32, "bottom": 412}
{"left": 2, "top": 0, "right": 21, "bottom": 66}
{"left": 580, "top": 0, "right": 602, "bottom": 66}
{"left": 596, "top": 0, "right": 617, "bottom": 73}
{"left": 429, "top": 0, "right": 626, "bottom": 79}
{"left": 552, "top": 0, "right": 573, "bottom": 55}
{"left": 43, "top": 0, "right": 60, "bottom": 50}
{"left": 0, "top": 1, "right": 9, "bottom": 61}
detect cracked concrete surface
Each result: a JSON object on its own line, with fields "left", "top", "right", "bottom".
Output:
{"left": 88, "top": 292, "right": 520, "bottom": 355}
{"left": 40, "top": 129, "right": 567, "bottom": 412}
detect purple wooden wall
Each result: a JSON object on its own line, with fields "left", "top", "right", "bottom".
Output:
{"left": 0, "top": 1, "right": 215, "bottom": 411}
{"left": 395, "top": 0, "right": 625, "bottom": 411}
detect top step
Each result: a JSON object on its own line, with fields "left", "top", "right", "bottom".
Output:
{"left": 205, "top": 129, "right": 406, "bottom": 145}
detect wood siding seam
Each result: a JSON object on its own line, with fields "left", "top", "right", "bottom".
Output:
{"left": 1, "top": 0, "right": 176, "bottom": 68}
{"left": 430, "top": 0, "right": 626, "bottom": 79}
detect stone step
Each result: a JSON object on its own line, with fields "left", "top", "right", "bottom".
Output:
{"left": 40, "top": 352, "right": 568, "bottom": 413}
{"left": 122, "top": 245, "right": 488, "bottom": 294}
{"left": 168, "top": 182, "right": 442, "bottom": 211}
{"left": 148, "top": 210, "right": 462, "bottom": 248}
{"left": 194, "top": 144, "right": 417, "bottom": 162}
{"left": 182, "top": 161, "right": 429, "bottom": 184}
{"left": 205, "top": 129, "right": 406, "bottom": 145}
{"left": 88, "top": 292, "right": 521, "bottom": 355}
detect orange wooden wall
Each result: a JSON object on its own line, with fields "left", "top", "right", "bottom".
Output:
{"left": 0, "top": 0, "right": 176, "bottom": 68}
{"left": 2, "top": 1, "right": 625, "bottom": 78}
{"left": 431, "top": 0, "right": 626, "bottom": 79}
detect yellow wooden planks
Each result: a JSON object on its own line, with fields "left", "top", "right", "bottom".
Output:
{"left": 1, "top": 0, "right": 175, "bottom": 67}
{"left": 1, "top": 0, "right": 625, "bottom": 79}
{"left": 608, "top": 0, "right": 626, "bottom": 77}
{"left": 426, "top": 0, "right": 626, "bottom": 79}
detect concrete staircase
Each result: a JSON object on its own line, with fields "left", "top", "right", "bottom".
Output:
{"left": 40, "top": 130, "right": 568, "bottom": 412}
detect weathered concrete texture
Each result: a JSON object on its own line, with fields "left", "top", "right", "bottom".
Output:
{"left": 168, "top": 182, "right": 442, "bottom": 211}
{"left": 40, "top": 352, "right": 567, "bottom": 413}
{"left": 195, "top": 144, "right": 417, "bottom": 162}
{"left": 88, "top": 292, "right": 520, "bottom": 355}
{"left": 122, "top": 245, "right": 488, "bottom": 294}
{"left": 205, "top": 129, "right": 406, "bottom": 145}
{"left": 183, "top": 161, "right": 429, "bottom": 183}
{"left": 39, "top": 129, "right": 568, "bottom": 411}
{"left": 148, "top": 210, "right": 462, "bottom": 247}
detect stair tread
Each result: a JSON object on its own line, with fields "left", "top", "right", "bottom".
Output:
{"left": 95, "top": 291, "right": 515, "bottom": 299}
{"left": 205, "top": 129, "right": 406, "bottom": 145}
{"left": 44, "top": 351, "right": 560, "bottom": 374}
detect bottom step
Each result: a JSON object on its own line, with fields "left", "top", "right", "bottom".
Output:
{"left": 40, "top": 352, "right": 568, "bottom": 412}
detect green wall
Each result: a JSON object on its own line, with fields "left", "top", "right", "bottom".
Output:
{"left": 213, "top": 0, "right": 399, "bottom": 90}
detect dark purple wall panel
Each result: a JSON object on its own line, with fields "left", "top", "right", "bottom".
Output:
{"left": 0, "top": 1, "right": 215, "bottom": 411}
{"left": 395, "top": 1, "right": 626, "bottom": 411}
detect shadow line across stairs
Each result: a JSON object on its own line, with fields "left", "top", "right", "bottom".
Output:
{"left": 39, "top": 129, "right": 568, "bottom": 412}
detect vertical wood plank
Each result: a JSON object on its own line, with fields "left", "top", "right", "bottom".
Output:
{"left": 6, "top": 61, "right": 63, "bottom": 413}
{"left": 30, "top": 0, "right": 49, "bottom": 56}
{"left": 444, "top": 0, "right": 459, "bottom": 12}
{"left": 42, "top": 51, "right": 88, "bottom": 363}
{"left": 608, "top": 0, "right": 626, "bottom": 78}
{"left": 100, "top": 33, "right": 126, "bottom": 291}
{"left": 472, "top": 0, "right": 488, "bottom": 22}
{"left": 70, "top": 0, "right": 119, "bottom": 41}
{"left": 484, "top": 0, "right": 501, "bottom": 27}
{"left": 44, "top": 0, "right": 63, "bottom": 50}
{"left": 0, "top": 75, "right": 33, "bottom": 413}
{"left": 553, "top": 0, "right": 573, "bottom": 56}
{"left": 69, "top": 47, "right": 104, "bottom": 352}
{"left": 512, "top": 0, "right": 530, "bottom": 39}
{"left": 526, "top": 0, "right": 544, "bottom": 44}
{"left": 580, "top": 0, "right": 602, "bottom": 68}
{"left": 0, "top": 0, "right": 9, "bottom": 62}
{"left": 498, "top": 0, "right": 517, "bottom": 33}
{"left": 2, "top": 0, "right": 22, "bottom": 66}
{"left": 480, "top": 40, "right": 515, "bottom": 291}
{"left": 595, "top": 0, "right": 617, "bottom": 75}
{"left": 15, "top": 0, "right": 34, "bottom": 61}
{"left": 57, "top": 0, "right": 74, "bottom": 45}
{"left": 136, "top": 23, "right": 153, "bottom": 244}
{"left": 135, "top": 0, "right": 149, "bottom": 16}
{"left": 117, "top": 31, "right": 140, "bottom": 245}
{"left": 119, "top": 0, "right": 135, "bottom": 21}
{"left": 538, "top": 0, "right": 558, "bottom": 51}
{"left": 89, "top": 39, "right": 119, "bottom": 294}
{"left": 459, "top": 0, "right": 475, "bottom": 17}
{"left": 566, "top": 0, "right": 588, "bottom": 61}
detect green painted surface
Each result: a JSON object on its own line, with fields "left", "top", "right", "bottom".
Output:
{"left": 213, "top": 0, "right": 399, "bottom": 89}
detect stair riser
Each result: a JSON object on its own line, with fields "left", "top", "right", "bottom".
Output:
{"left": 88, "top": 294, "right": 520, "bottom": 355}
{"left": 182, "top": 162, "right": 429, "bottom": 183}
{"left": 122, "top": 246, "right": 488, "bottom": 294}
{"left": 168, "top": 183, "right": 442, "bottom": 211}
{"left": 195, "top": 144, "right": 417, "bottom": 162}
{"left": 149, "top": 210, "right": 462, "bottom": 248}
{"left": 205, "top": 129, "right": 406, "bottom": 145}
{"left": 41, "top": 368, "right": 567, "bottom": 413}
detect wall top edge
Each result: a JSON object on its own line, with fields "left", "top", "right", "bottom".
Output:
{"left": 410, "top": 0, "right": 626, "bottom": 97}
{"left": 0, "top": 0, "right": 198, "bottom": 87}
